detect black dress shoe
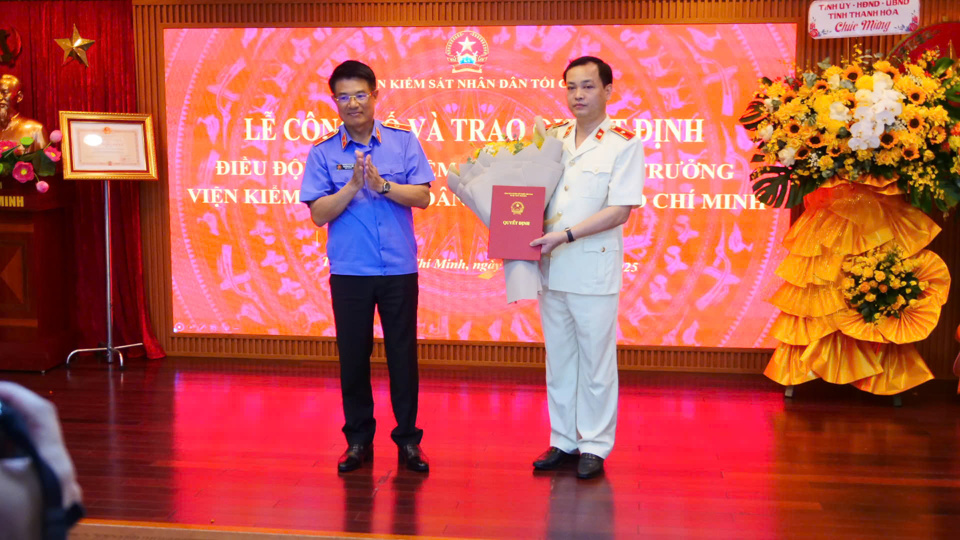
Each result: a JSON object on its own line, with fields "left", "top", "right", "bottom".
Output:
{"left": 337, "top": 443, "right": 373, "bottom": 473}
{"left": 533, "top": 446, "right": 579, "bottom": 470}
{"left": 577, "top": 453, "right": 604, "bottom": 479}
{"left": 398, "top": 443, "right": 429, "bottom": 472}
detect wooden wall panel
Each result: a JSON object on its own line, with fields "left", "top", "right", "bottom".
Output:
{"left": 134, "top": 0, "right": 960, "bottom": 376}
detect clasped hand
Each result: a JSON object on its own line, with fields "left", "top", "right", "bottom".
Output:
{"left": 349, "top": 150, "right": 386, "bottom": 194}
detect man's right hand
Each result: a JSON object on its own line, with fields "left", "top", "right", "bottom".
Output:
{"left": 347, "top": 150, "right": 365, "bottom": 191}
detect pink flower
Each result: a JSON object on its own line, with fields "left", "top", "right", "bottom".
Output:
{"left": 43, "top": 147, "right": 61, "bottom": 162}
{"left": 35, "top": 181, "right": 49, "bottom": 193}
{"left": 12, "top": 162, "right": 34, "bottom": 183}
{"left": 0, "top": 140, "right": 16, "bottom": 153}
{"left": 49, "top": 130, "right": 62, "bottom": 143}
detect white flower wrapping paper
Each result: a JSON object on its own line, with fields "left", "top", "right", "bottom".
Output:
{"left": 447, "top": 120, "right": 565, "bottom": 303}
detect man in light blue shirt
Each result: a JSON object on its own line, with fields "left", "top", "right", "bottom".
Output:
{"left": 300, "top": 60, "right": 433, "bottom": 473}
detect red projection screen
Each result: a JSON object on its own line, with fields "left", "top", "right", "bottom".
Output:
{"left": 164, "top": 24, "right": 796, "bottom": 347}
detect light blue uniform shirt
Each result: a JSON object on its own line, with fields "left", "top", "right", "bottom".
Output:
{"left": 300, "top": 120, "right": 434, "bottom": 276}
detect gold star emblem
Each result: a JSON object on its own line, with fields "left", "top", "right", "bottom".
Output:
{"left": 458, "top": 36, "right": 476, "bottom": 54}
{"left": 55, "top": 25, "right": 95, "bottom": 67}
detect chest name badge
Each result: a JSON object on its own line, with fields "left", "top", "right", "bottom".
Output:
{"left": 336, "top": 163, "right": 355, "bottom": 170}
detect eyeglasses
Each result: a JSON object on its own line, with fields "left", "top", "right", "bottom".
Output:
{"left": 334, "top": 92, "right": 372, "bottom": 105}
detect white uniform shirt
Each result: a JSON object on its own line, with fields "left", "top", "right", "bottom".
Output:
{"left": 540, "top": 117, "right": 646, "bottom": 295}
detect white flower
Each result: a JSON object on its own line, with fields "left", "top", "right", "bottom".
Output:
{"left": 759, "top": 124, "right": 774, "bottom": 142}
{"left": 874, "top": 106, "right": 897, "bottom": 127}
{"left": 873, "top": 72, "right": 894, "bottom": 92}
{"left": 854, "top": 104, "right": 874, "bottom": 121}
{"left": 855, "top": 89, "right": 875, "bottom": 107}
{"left": 849, "top": 137, "right": 869, "bottom": 151}
{"left": 829, "top": 102, "right": 851, "bottom": 122}
{"left": 778, "top": 146, "right": 797, "bottom": 166}
{"left": 763, "top": 98, "right": 774, "bottom": 111}
{"left": 828, "top": 73, "right": 841, "bottom": 89}
{"left": 850, "top": 119, "right": 882, "bottom": 149}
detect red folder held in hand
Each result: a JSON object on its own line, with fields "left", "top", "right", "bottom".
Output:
{"left": 488, "top": 185, "right": 545, "bottom": 261}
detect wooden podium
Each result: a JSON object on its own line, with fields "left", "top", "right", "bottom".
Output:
{"left": 0, "top": 177, "right": 74, "bottom": 371}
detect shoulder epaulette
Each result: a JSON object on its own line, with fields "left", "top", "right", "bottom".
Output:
{"left": 313, "top": 130, "right": 339, "bottom": 146}
{"left": 382, "top": 120, "right": 411, "bottom": 132}
{"left": 610, "top": 125, "right": 636, "bottom": 140}
{"left": 544, "top": 119, "right": 570, "bottom": 130}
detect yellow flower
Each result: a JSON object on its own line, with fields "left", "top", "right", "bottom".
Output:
{"left": 824, "top": 66, "right": 844, "bottom": 79}
{"left": 843, "top": 65, "right": 863, "bottom": 83}
{"left": 878, "top": 131, "right": 898, "bottom": 149}
{"left": 907, "top": 64, "right": 925, "bottom": 78}
{"left": 855, "top": 75, "right": 874, "bottom": 90}
{"left": 872, "top": 60, "right": 900, "bottom": 80}
{"left": 874, "top": 271, "right": 886, "bottom": 281}
{"left": 906, "top": 87, "right": 926, "bottom": 105}
{"left": 865, "top": 293, "right": 877, "bottom": 302}
{"left": 902, "top": 106, "right": 925, "bottom": 132}
{"left": 877, "top": 148, "right": 901, "bottom": 166}
{"left": 879, "top": 284, "right": 889, "bottom": 293}
{"left": 926, "top": 106, "right": 949, "bottom": 126}
{"left": 928, "top": 126, "right": 947, "bottom": 144}
{"left": 818, "top": 155, "right": 834, "bottom": 170}
{"left": 859, "top": 282, "right": 871, "bottom": 293}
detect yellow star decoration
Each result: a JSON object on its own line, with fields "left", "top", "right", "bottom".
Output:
{"left": 55, "top": 25, "right": 95, "bottom": 67}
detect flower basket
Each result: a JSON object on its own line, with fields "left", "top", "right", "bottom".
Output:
{"left": 740, "top": 49, "right": 958, "bottom": 394}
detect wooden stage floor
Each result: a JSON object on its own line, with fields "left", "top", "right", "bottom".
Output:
{"left": 4, "top": 357, "right": 960, "bottom": 539}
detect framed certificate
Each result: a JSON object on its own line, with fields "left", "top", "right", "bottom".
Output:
{"left": 58, "top": 111, "right": 158, "bottom": 181}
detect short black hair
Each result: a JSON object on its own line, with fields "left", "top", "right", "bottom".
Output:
{"left": 563, "top": 56, "right": 613, "bottom": 87}
{"left": 329, "top": 60, "right": 377, "bottom": 94}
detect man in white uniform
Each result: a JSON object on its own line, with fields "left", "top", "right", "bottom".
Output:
{"left": 530, "top": 56, "right": 645, "bottom": 479}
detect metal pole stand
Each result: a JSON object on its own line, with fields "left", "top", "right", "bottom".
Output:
{"left": 66, "top": 180, "right": 142, "bottom": 370}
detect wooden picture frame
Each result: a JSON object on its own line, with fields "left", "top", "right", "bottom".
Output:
{"left": 59, "top": 111, "right": 158, "bottom": 181}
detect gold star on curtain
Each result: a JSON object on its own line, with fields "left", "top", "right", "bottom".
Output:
{"left": 55, "top": 25, "right": 95, "bottom": 67}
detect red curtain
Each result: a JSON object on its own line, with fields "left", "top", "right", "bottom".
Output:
{"left": 2, "top": 0, "right": 164, "bottom": 359}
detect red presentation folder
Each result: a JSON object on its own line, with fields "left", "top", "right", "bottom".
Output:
{"left": 488, "top": 185, "right": 545, "bottom": 261}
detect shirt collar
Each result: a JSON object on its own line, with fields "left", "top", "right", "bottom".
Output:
{"left": 566, "top": 116, "right": 611, "bottom": 155}
{"left": 339, "top": 121, "right": 383, "bottom": 150}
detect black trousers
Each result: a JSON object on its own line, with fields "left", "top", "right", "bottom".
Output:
{"left": 330, "top": 273, "right": 423, "bottom": 447}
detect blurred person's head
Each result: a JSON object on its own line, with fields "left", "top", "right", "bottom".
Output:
{"left": 0, "top": 383, "right": 84, "bottom": 540}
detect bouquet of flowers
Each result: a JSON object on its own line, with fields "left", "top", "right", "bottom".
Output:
{"left": 841, "top": 244, "right": 926, "bottom": 323}
{"left": 0, "top": 130, "right": 62, "bottom": 193}
{"left": 739, "top": 48, "right": 960, "bottom": 213}
{"left": 447, "top": 117, "right": 564, "bottom": 303}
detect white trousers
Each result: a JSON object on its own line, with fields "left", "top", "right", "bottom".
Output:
{"left": 539, "top": 288, "right": 619, "bottom": 459}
